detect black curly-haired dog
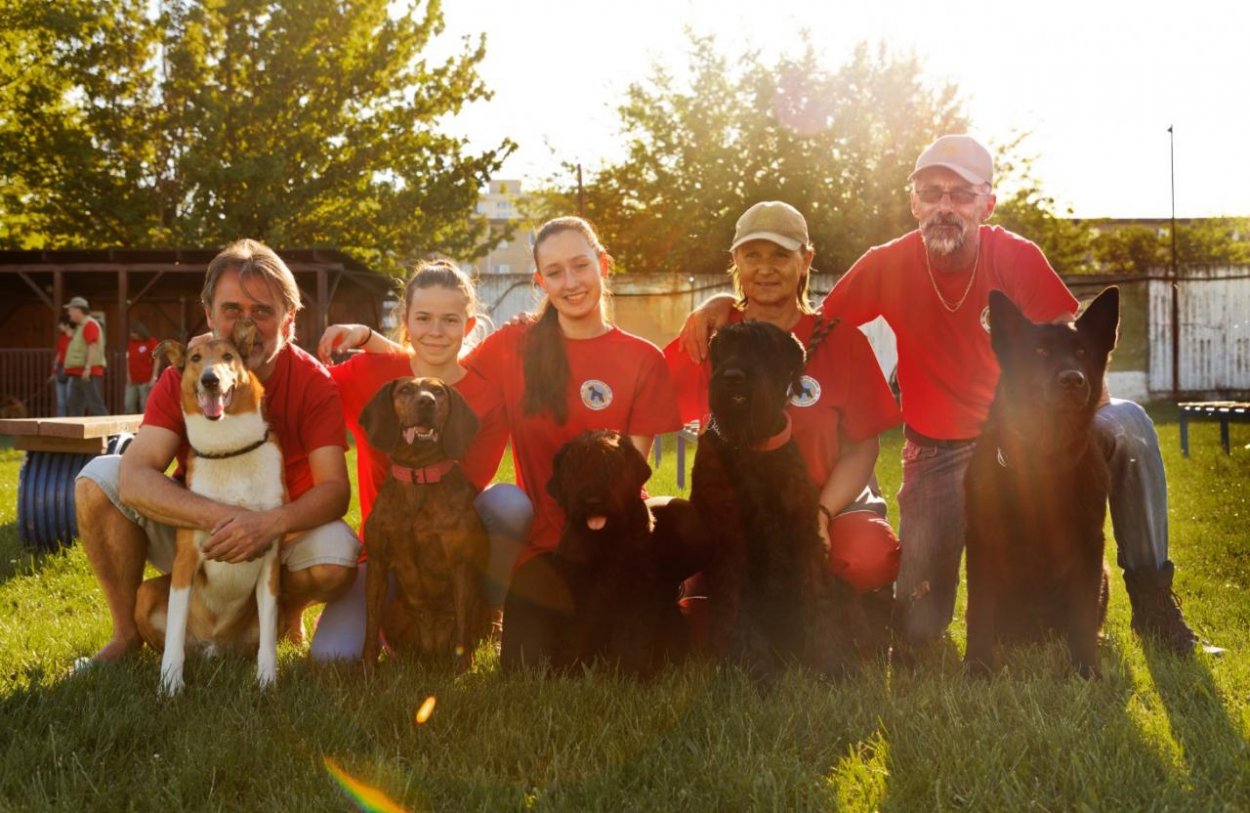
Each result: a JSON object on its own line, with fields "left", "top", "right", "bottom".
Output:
{"left": 501, "top": 430, "right": 689, "bottom": 676}
{"left": 964, "top": 287, "right": 1119, "bottom": 678}
{"left": 691, "top": 321, "right": 849, "bottom": 681}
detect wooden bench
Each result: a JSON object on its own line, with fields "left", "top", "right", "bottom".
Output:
{"left": 0, "top": 415, "right": 143, "bottom": 551}
{"left": 1178, "top": 401, "right": 1250, "bottom": 456}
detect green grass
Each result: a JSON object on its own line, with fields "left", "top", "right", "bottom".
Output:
{"left": 1, "top": 409, "right": 1248, "bottom": 811}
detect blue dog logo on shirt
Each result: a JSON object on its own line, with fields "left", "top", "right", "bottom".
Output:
{"left": 789, "top": 375, "right": 821, "bottom": 408}
{"left": 580, "top": 379, "right": 613, "bottom": 411}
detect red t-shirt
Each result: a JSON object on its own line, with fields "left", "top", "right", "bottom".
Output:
{"left": 64, "top": 320, "right": 105, "bottom": 376}
{"left": 821, "top": 226, "right": 1078, "bottom": 440}
{"left": 664, "top": 311, "right": 901, "bottom": 490}
{"left": 466, "top": 322, "right": 682, "bottom": 559}
{"left": 329, "top": 352, "right": 509, "bottom": 531}
{"left": 143, "top": 343, "right": 346, "bottom": 500}
{"left": 127, "top": 337, "right": 160, "bottom": 383}
{"left": 54, "top": 333, "right": 70, "bottom": 368}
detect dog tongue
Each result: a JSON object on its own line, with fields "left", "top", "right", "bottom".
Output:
{"left": 198, "top": 391, "right": 226, "bottom": 419}
{"left": 586, "top": 516, "right": 607, "bottom": 531}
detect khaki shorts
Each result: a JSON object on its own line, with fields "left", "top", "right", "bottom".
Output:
{"left": 76, "top": 455, "right": 360, "bottom": 574}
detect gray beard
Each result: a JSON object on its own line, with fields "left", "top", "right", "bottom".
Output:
{"left": 921, "top": 222, "right": 967, "bottom": 257}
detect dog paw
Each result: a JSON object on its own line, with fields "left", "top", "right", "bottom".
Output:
{"left": 159, "top": 670, "right": 184, "bottom": 696}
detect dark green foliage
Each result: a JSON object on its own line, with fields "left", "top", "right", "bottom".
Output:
{"left": 535, "top": 35, "right": 968, "bottom": 276}
{"left": 0, "top": 0, "right": 512, "bottom": 271}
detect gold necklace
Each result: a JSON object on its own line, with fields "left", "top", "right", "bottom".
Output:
{"left": 925, "top": 247, "right": 979, "bottom": 313}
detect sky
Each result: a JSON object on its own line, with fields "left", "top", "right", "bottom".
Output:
{"left": 435, "top": 0, "right": 1250, "bottom": 220}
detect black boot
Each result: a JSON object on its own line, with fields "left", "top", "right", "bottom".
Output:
{"left": 1123, "top": 561, "right": 1198, "bottom": 656}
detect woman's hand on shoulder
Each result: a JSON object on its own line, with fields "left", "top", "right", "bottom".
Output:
{"left": 679, "top": 294, "right": 735, "bottom": 363}
{"left": 502, "top": 311, "right": 536, "bottom": 330}
{"left": 317, "top": 324, "right": 369, "bottom": 363}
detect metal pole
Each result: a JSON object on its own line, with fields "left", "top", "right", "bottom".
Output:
{"left": 577, "top": 163, "right": 585, "bottom": 219}
{"left": 1169, "top": 125, "right": 1179, "bottom": 398}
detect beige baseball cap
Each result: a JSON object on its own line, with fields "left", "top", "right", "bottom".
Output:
{"left": 64, "top": 296, "right": 90, "bottom": 310}
{"left": 730, "top": 201, "right": 810, "bottom": 252}
{"left": 910, "top": 135, "right": 994, "bottom": 186}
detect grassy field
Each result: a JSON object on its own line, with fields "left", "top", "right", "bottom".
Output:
{"left": 1, "top": 408, "right": 1247, "bottom": 811}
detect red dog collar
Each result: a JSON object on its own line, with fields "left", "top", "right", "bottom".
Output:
{"left": 391, "top": 459, "right": 457, "bottom": 484}
{"left": 752, "top": 413, "right": 792, "bottom": 451}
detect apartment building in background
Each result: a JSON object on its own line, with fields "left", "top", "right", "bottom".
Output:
{"left": 470, "top": 179, "right": 535, "bottom": 277}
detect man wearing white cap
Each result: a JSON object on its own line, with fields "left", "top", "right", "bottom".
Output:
{"left": 63, "top": 295, "right": 110, "bottom": 416}
{"left": 682, "top": 134, "right": 1199, "bottom": 657}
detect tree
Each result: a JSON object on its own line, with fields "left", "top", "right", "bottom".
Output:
{"left": 1091, "top": 224, "right": 1166, "bottom": 276}
{"left": 537, "top": 35, "right": 968, "bottom": 277}
{"left": 0, "top": 0, "right": 512, "bottom": 271}
{"left": 1090, "top": 218, "right": 1250, "bottom": 276}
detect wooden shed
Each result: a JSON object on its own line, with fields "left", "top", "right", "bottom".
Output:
{"left": 0, "top": 248, "right": 395, "bottom": 416}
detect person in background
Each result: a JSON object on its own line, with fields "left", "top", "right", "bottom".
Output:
{"left": 51, "top": 314, "right": 75, "bottom": 417}
{"left": 63, "top": 296, "right": 109, "bottom": 416}
{"left": 124, "top": 321, "right": 160, "bottom": 414}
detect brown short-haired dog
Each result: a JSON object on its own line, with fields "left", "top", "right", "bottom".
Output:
{"left": 359, "top": 377, "right": 490, "bottom": 671}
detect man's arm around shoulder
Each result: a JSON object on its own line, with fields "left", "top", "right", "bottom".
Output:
{"left": 118, "top": 424, "right": 234, "bottom": 530}
{"left": 200, "top": 445, "right": 350, "bottom": 564}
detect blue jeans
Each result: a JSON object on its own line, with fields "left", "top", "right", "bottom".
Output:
{"left": 895, "top": 398, "right": 1170, "bottom": 646}
{"left": 54, "top": 377, "right": 70, "bottom": 417}
{"left": 309, "top": 483, "right": 533, "bottom": 661}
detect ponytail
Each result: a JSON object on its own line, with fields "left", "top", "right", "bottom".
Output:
{"left": 521, "top": 299, "right": 569, "bottom": 423}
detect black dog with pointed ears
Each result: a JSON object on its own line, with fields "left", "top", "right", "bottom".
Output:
{"left": 964, "top": 287, "right": 1120, "bottom": 678}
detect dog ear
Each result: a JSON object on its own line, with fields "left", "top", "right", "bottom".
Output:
{"left": 156, "top": 340, "right": 187, "bottom": 372}
{"left": 547, "top": 442, "right": 571, "bottom": 505}
{"left": 230, "top": 318, "right": 259, "bottom": 361}
{"left": 360, "top": 379, "right": 402, "bottom": 453}
{"left": 1076, "top": 286, "right": 1120, "bottom": 357}
{"left": 440, "top": 385, "right": 480, "bottom": 461}
{"left": 987, "top": 289, "right": 1029, "bottom": 358}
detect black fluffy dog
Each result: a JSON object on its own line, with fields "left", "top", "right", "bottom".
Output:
{"left": 964, "top": 287, "right": 1120, "bottom": 678}
{"left": 501, "top": 430, "right": 688, "bottom": 676}
{"left": 691, "top": 321, "right": 849, "bottom": 681}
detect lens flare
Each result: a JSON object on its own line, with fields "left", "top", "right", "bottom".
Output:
{"left": 323, "top": 757, "right": 409, "bottom": 813}
{"left": 415, "top": 695, "right": 436, "bottom": 724}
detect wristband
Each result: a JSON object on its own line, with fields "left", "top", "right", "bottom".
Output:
{"left": 355, "top": 327, "right": 375, "bottom": 349}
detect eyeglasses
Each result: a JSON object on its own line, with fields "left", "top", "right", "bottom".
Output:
{"left": 915, "top": 186, "right": 984, "bottom": 206}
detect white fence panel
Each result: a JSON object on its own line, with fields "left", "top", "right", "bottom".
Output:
{"left": 1148, "top": 266, "right": 1250, "bottom": 394}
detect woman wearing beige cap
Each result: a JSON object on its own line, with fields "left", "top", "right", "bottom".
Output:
{"left": 664, "top": 201, "right": 903, "bottom": 626}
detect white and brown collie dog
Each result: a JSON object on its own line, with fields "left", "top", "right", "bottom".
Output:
{"left": 138, "top": 320, "right": 286, "bottom": 695}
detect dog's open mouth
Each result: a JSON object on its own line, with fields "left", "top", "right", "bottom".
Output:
{"left": 586, "top": 515, "right": 607, "bottom": 531}
{"left": 402, "top": 424, "right": 439, "bottom": 445}
{"left": 197, "top": 387, "right": 234, "bottom": 421}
